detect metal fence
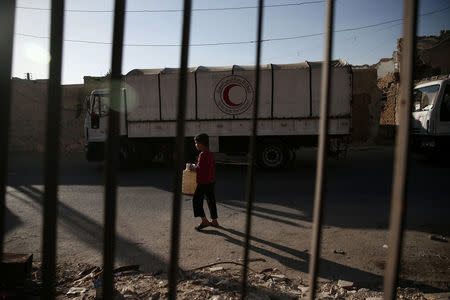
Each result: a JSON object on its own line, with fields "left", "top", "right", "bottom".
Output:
{"left": 0, "top": 0, "right": 417, "bottom": 299}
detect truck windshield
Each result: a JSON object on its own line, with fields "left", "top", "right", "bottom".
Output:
{"left": 413, "top": 84, "right": 440, "bottom": 112}
{"left": 93, "top": 94, "right": 110, "bottom": 116}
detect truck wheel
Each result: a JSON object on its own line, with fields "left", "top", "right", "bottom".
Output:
{"left": 258, "top": 143, "right": 288, "bottom": 169}
{"left": 287, "top": 147, "right": 296, "bottom": 167}
{"left": 85, "top": 142, "right": 104, "bottom": 161}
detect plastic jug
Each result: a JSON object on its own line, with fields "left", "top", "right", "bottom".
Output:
{"left": 182, "top": 164, "right": 197, "bottom": 195}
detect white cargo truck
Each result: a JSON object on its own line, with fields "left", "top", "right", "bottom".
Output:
{"left": 411, "top": 76, "right": 450, "bottom": 152}
{"left": 84, "top": 60, "right": 352, "bottom": 169}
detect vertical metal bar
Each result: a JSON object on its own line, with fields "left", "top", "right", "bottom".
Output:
{"left": 384, "top": 1, "right": 417, "bottom": 299}
{"left": 167, "top": 1, "right": 192, "bottom": 299}
{"left": 308, "top": 0, "right": 334, "bottom": 299}
{"left": 103, "top": 0, "right": 126, "bottom": 299}
{"left": 241, "top": 1, "right": 264, "bottom": 298}
{"left": 0, "top": 0, "right": 16, "bottom": 264}
{"left": 41, "top": 0, "right": 65, "bottom": 298}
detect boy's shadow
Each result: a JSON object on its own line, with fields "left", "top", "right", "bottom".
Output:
{"left": 195, "top": 225, "right": 441, "bottom": 292}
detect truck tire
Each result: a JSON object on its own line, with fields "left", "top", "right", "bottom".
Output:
{"left": 85, "top": 142, "right": 104, "bottom": 161}
{"left": 287, "top": 147, "right": 297, "bottom": 167}
{"left": 258, "top": 143, "right": 288, "bottom": 169}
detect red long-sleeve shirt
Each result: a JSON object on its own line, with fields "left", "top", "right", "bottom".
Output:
{"left": 196, "top": 150, "right": 215, "bottom": 184}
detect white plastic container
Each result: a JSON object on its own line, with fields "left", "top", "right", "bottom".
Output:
{"left": 182, "top": 164, "right": 197, "bottom": 195}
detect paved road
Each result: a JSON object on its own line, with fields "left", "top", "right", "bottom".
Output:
{"left": 4, "top": 147, "right": 450, "bottom": 291}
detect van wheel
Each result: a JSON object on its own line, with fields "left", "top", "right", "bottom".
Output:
{"left": 258, "top": 143, "right": 288, "bottom": 169}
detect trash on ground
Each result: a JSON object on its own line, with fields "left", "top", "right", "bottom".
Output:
{"left": 66, "top": 287, "right": 87, "bottom": 296}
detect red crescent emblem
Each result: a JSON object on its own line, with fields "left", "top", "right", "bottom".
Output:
{"left": 223, "top": 84, "right": 242, "bottom": 107}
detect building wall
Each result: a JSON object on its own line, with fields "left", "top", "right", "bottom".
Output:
{"left": 398, "top": 30, "right": 450, "bottom": 78}
{"left": 351, "top": 68, "right": 382, "bottom": 143}
{"left": 376, "top": 59, "right": 395, "bottom": 79}
{"left": 9, "top": 78, "right": 86, "bottom": 152}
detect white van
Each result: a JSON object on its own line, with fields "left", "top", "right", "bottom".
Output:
{"left": 412, "top": 76, "right": 450, "bottom": 152}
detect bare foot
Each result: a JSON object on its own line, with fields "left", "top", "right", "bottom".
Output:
{"left": 210, "top": 219, "right": 219, "bottom": 227}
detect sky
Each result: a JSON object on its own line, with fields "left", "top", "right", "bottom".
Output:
{"left": 11, "top": 0, "right": 450, "bottom": 84}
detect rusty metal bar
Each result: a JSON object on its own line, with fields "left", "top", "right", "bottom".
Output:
{"left": 383, "top": 0, "right": 417, "bottom": 299}
{"left": 308, "top": 0, "right": 334, "bottom": 299}
{"left": 41, "top": 0, "right": 65, "bottom": 298}
{"left": 0, "top": 0, "right": 16, "bottom": 264}
{"left": 241, "top": 0, "right": 264, "bottom": 298}
{"left": 167, "top": 0, "right": 192, "bottom": 299}
{"left": 103, "top": 0, "right": 126, "bottom": 299}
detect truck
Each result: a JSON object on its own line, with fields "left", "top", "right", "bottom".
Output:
{"left": 411, "top": 75, "right": 450, "bottom": 153}
{"left": 84, "top": 60, "right": 352, "bottom": 169}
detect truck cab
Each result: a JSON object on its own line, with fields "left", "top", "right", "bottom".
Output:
{"left": 84, "top": 88, "right": 128, "bottom": 161}
{"left": 412, "top": 77, "right": 450, "bottom": 152}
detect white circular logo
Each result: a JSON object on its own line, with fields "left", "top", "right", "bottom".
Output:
{"left": 214, "top": 75, "right": 254, "bottom": 115}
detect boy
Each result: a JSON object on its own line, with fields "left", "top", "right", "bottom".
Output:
{"left": 190, "top": 133, "right": 218, "bottom": 230}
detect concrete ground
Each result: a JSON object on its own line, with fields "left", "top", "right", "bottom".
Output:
{"left": 4, "top": 146, "right": 450, "bottom": 292}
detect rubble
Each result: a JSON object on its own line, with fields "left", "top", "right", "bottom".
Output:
{"left": 209, "top": 267, "right": 225, "bottom": 272}
{"left": 337, "top": 280, "right": 354, "bottom": 289}
{"left": 22, "top": 262, "right": 434, "bottom": 299}
{"left": 424, "top": 292, "right": 450, "bottom": 300}
{"left": 66, "top": 287, "right": 87, "bottom": 296}
{"left": 378, "top": 73, "right": 400, "bottom": 127}
{"left": 271, "top": 274, "right": 287, "bottom": 282}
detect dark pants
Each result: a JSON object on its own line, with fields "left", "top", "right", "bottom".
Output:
{"left": 193, "top": 183, "right": 218, "bottom": 219}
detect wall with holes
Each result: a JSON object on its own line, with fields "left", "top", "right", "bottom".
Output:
{"left": 9, "top": 78, "right": 87, "bottom": 152}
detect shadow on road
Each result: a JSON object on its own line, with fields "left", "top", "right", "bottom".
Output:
{"left": 8, "top": 184, "right": 168, "bottom": 273}
{"left": 198, "top": 226, "right": 443, "bottom": 292}
{"left": 3, "top": 206, "right": 23, "bottom": 236}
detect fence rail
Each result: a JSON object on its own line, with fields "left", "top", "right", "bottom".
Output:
{"left": 41, "top": 0, "right": 65, "bottom": 298}
{"left": 0, "top": 0, "right": 417, "bottom": 299}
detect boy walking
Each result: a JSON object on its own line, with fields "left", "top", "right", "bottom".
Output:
{"left": 190, "top": 133, "right": 219, "bottom": 230}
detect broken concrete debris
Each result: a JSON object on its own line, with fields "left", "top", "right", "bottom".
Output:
{"left": 271, "top": 274, "right": 286, "bottom": 280}
{"left": 20, "top": 262, "right": 433, "bottom": 299}
{"left": 66, "top": 287, "right": 87, "bottom": 296}
{"left": 424, "top": 292, "right": 450, "bottom": 300}
{"left": 337, "top": 279, "right": 354, "bottom": 289}
{"left": 209, "top": 266, "right": 224, "bottom": 272}
{"left": 209, "top": 295, "right": 227, "bottom": 300}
